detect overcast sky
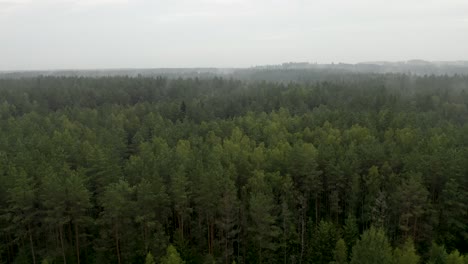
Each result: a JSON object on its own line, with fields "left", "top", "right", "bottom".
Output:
{"left": 0, "top": 0, "right": 467, "bottom": 70}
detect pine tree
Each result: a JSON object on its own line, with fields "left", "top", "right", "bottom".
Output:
{"left": 161, "top": 244, "right": 185, "bottom": 264}
{"left": 170, "top": 166, "right": 191, "bottom": 239}
{"left": 135, "top": 178, "right": 169, "bottom": 253}
{"left": 98, "top": 180, "right": 135, "bottom": 264}
{"left": 393, "top": 238, "right": 420, "bottom": 264}
{"left": 438, "top": 178, "right": 468, "bottom": 250}
{"left": 217, "top": 172, "right": 239, "bottom": 264}
{"left": 288, "top": 141, "right": 321, "bottom": 263}
{"left": 350, "top": 227, "right": 393, "bottom": 264}
{"left": 362, "top": 166, "right": 382, "bottom": 226}
{"left": 145, "top": 252, "right": 156, "bottom": 264}
{"left": 393, "top": 173, "right": 429, "bottom": 240}
{"left": 194, "top": 145, "right": 223, "bottom": 255}
{"left": 343, "top": 214, "right": 359, "bottom": 253}
{"left": 171, "top": 140, "right": 193, "bottom": 239}
{"left": 446, "top": 250, "right": 465, "bottom": 264}
{"left": 41, "top": 166, "right": 91, "bottom": 264}
{"left": 428, "top": 242, "right": 448, "bottom": 264}
{"left": 248, "top": 171, "right": 280, "bottom": 264}
{"left": 309, "top": 220, "right": 339, "bottom": 264}
{"left": 331, "top": 238, "right": 348, "bottom": 264}
{"left": 6, "top": 168, "right": 37, "bottom": 264}
{"left": 276, "top": 174, "right": 298, "bottom": 264}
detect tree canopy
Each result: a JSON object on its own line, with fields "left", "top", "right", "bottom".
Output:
{"left": 0, "top": 73, "right": 467, "bottom": 263}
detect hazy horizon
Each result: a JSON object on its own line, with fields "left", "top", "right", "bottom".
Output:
{"left": 1, "top": 0, "right": 468, "bottom": 71}
{"left": 3, "top": 59, "right": 468, "bottom": 73}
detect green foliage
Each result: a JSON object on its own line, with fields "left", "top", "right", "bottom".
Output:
{"left": 446, "top": 250, "right": 465, "bottom": 264}
{"left": 438, "top": 178, "right": 468, "bottom": 250}
{"left": 393, "top": 238, "right": 420, "bottom": 264}
{"left": 161, "top": 245, "right": 185, "bottom": 264}
{"left": 350, "top": 227, "right": 393, "bottom": 264}
{"left": 145, "top": 252, "right": 156, "bottom": 264}
{"left": 0, "top": 74, "right": 466, "bottom": 263}
{"left": 331, "top": 238, "right": 348, "bottom": 264}
{"left": 392, "top": 173, "right": 429, "bottom": 238}
{"left": 248, "top": 171, "right": 280, "bottom": 263}
{"left": 97, "top": 180, "right": 136, "bottom": 263}
{"left": 428, "top": 243, "right": 448, "bottom": 264}
{"left": 135, "top": 177, "right": 169, "bottom": 254}
{"left": 343, "top": 214, "right": 359, "bottom": 252}
{"left": 309, "top": 220, "right": 339, "bottom": 264}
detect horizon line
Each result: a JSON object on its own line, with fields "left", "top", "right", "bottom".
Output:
{"left": 2, "top": 59, "right": 468, "bottom": 73}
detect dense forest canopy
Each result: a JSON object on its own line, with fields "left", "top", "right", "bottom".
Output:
{"left": 0, "top": 73, "right": 467, "bottom": 264}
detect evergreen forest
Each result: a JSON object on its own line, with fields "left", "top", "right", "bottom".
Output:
{"left": 0, "top": 73, "right": 467, "bottom": 264}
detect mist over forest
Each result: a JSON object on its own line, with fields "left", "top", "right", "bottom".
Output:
{"left": 2, "top": 60, "right": 468, "bottom": 80}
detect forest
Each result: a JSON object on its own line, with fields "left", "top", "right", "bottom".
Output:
{"left": 0, "top": 73, "right": 467, "bottom": 264}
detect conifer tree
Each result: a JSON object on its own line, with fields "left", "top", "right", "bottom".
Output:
{"left": 6, "top": 168, "right": 37, "bottom": 264}
{"left": 446, "top": 250, "right": 465, "bottom": 264}
{"left": 98, "top": 180, "right": 135, "bottom": 264}
{"left": 248, "top": 171, "right": 280, "bottom": 264}
{"left": 331, "top": 238, "right": 348, "bottom": 264}
{"left": 350, "top": 227, "right": 393, "bottom": 264}
{"left": 145, "top": 252, "right": 156, "bottom": 264}
{"left": 161, "top": 244, "right": 185, "bottom": 264}
{"left": 428, "top": 242, "right": 448, "bottom": 264}
{"left": 393, "top": 238, "right": 420, "bottom": 264}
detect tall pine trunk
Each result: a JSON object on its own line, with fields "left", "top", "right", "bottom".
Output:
{"left": 6, "top": 233, "right": 12, "bottom": 263}
{"left": 75, "top": 223, "right": 80, "bottom": 264}
{"left": 207, "top": 223, "right": 210, "bottom": 254}
{"left": 225, "top": 229, "right": 228, "bottom": 264}
{"left": 28, "top": 225, "right": 36, "bottom": 264}
{"left": 315, "top": 197, "right": 319, "bottom": 226}
{"left": 300, "top": 211, "right": 305, "bottom": 264}
{"left": 59, "top": 225, "right": 67, "bottom": 264}
{"left": 180, "top": 214, "right": 184, "bottom": 240}
{"left": 210, "top": 223, "right": 214, "bottom": 255}
{"left": 299, "top": 197, "right": 308, "bottom": 264}
{"left": 115, "top": 227, "right": 121, "bottom": 264}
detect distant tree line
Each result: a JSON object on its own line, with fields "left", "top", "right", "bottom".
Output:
{"left": 0, "top": 74, "right": 467, "bottom": 263}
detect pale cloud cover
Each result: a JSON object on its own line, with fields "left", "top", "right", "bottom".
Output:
{"left": 0, "top": 0, "right": 467, "bottom": 70}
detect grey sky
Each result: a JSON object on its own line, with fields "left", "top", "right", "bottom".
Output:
{"left": 1, "top": 0, "right": 467, "bottom": 70}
